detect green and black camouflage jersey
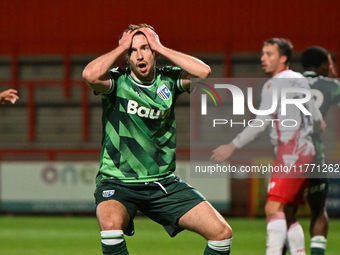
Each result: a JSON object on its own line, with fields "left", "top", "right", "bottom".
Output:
{"left": 303, "top": 71, "right": 340, "bottom": 163}
{"left": 96, "top": 66, "right": 187, "bottom": 184}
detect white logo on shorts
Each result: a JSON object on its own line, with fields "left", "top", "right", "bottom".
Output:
{"left": 102, "top": 190, "right": 115, "bottom": 197}
{"left": 267, "top": 182, "right": 276, "bottom": 192}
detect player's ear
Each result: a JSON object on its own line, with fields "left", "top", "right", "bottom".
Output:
{"left": 152, "top": 50, "right": 160, "bottom": 59}
{"left": 125, "top": 54, "right": 129, "bottom": 64}
{"left": 319, "top": 62, "right": 329, "bottom": 77}
{"left": 280, "top": 55, "right": 288, "bottom": 65}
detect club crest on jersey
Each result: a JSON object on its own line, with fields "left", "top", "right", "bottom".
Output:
{"left": 157, "top": 85, "right": 171, "bottom": 100}
{"left": 102, "top": 190, "right": 115, "bottom": 197}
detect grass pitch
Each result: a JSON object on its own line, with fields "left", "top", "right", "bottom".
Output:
{"left": 0, "top": 215, "right": 339, "bottom": 255}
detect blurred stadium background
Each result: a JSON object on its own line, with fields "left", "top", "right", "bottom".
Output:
{"left": 1, "top": 0, "right": 340, "bottom": 254}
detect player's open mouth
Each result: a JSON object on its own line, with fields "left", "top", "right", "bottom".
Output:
{"left": 138, "top": 63, "right": 147, "bottom": 72}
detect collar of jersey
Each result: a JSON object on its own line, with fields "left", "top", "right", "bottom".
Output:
{"left": 275, "top": 68, "right": 289, "bottom": 75}
{"left": 303, "top": 71, "right": 318, "bottom": 77}
{"left": 128, "top": 72, "right": 155, "bottom": 87}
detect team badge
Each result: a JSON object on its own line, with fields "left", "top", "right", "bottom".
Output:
{"left": 102, "top": 190, "right": 115, "bottom": 197}
{"left": 157, "top": 85, "right": 171, "bottom": 100}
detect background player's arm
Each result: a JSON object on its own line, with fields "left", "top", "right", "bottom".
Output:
{"left": 332, "top": 80, "right": 340, "bottom": 109}
{"left": 210, "top": 114, "right": 272, "bottom": 163}
{"left": 139, "top": 28, "right": 211, "bottom": 90}
{"left": 310, "top": 98, "right": 323, "bottom": 133}
{"left": 230, "top": 81, "right": 275, "bottom": 148}
{"left": 82, "top": 30, "right": 137, "bottom": 93}
{"left": 210, "top": 81, "right": 275, "bottom": 163}
{"left": 328, "top": 53, "right": 337, "bottom": 78}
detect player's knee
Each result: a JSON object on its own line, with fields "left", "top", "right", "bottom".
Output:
{"left": 215, "top": 223, "right": 232, "bottom": 240}
{"left": 285, "top": 215, "right": 297, "bottom": 228}
{"left": 100, "top": 221, "right": 120, "bottom": 231}
{"left": 98, "top": 217, "right": 127, "bottom": 231}
{"left": 265, "top": 201, "right": 284, "bottom": 218}
{"left": 224, "top": 224, "right": 233, "bottom": 239}
{"left": 96, "top": 201, "right": 130, "bottom": 231}
{"left": 264, "top": 205, "right": 275, "bottom": 218}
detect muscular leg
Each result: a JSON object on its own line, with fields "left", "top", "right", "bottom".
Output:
{"left": 265, "top": 200, "right": 287, "bottom": 255}
{"left": 178, "top": 201, "right": 232, "bottom": 254}
{"left": 97, "top": 200, "right": 130, "bottom": 230}
{"left": 284, "top": 205, "right": 305, "bottom": 255}
{"left": 284, "top": 205, "right": 298, "bottom": 228}
{"left": 282, "top": 205, "right": 297, "bottom": 255}
{"left": 308, "top": 194, "right": 328, "bottom": 255}
{"left": 96, "top": 200, "right": 131, "bottom": 255}
{"left": 308, "top": 195, "right": 328, "bottom": 237}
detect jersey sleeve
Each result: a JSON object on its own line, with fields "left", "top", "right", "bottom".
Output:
{"left": 231, "top": 80, "right": 276, "bottom": 148}
{"left": 332, "top": 79, "right": 340, "bottom": 107}
{"left": 159, "top": 66, "right": 186, "bottom": 97}
{"left": 232, "top": 114, "right": 273, "bottom": 148}
{"left": 100, "top": 67, "right": 125, "bottom": 100}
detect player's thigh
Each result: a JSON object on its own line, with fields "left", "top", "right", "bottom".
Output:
{"left": 265, "top": 200, "right": 284, "bottom": 218}
{"left": 178, "top": 201, "right": 232, "bottom": 240}
{"left": 141, "top": 176, "right": 206, "bottom": 237}
{"left": 97, "top": 200, "right": 130, "bottom": 231}
{"left": 94, "top": 180, "right": 140, "bottom": 233}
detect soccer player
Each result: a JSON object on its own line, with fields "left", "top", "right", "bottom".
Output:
{"left": 210, "top": 38, "right": 322, "bottom": 255}
{"left": 82, "top": 24, "right": 232, "bottom": 255}
{"left": 285, "top": 46, "right": 340, "bottom": 255}
{"left": 0, "top": 89, "right": 19, "bottom": 104}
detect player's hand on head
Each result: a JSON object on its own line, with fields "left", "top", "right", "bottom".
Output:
{"left": 138, "top": 27, "right": 162, "bottom": 52}
{"left": 328, "top": 53, "right": 337, "bottom": 78}
{"left": 0, "top": 89, "right": 19, "bottom": 104}
{"left": 119, "top": 29, "right": 138, "bottom": 52}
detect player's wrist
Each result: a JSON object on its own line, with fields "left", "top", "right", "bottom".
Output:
{"left": 231, "top": 138, "right": 242, "bottom": 149}
{"left": 116, "top": 44, "right": 130, "bottom": 54}
{"left": 152, "top": 44, "right": 167, "bottom": 56}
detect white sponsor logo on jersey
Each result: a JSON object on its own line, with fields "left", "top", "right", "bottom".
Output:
{"left": 127, "top": 100, "right": 170, "bottom": 119}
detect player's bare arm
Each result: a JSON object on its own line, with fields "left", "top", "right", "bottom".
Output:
{"left": 321, "top": 120, "right": 327, "bottom": 133}
{"left": 210, "top": 113, "right": 272, "bottom": 164}
{"left": 0, "top": 89, "right": 19, "bottom": 104}
{"left": 328, "top": 53, "right": 337, "bottom": 78}
{"left": 210, "top": 142, "right": 236, "bottom": 164}
{"left": 139, "top": 27, "right": 211, "bottom": 90}
{"left": 82, "top": 30, "right": 137, "bottom": 93}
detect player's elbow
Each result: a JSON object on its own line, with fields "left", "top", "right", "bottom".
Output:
{"left": 82, "top": 67, "right": 96, "bottom": 84}
{"left": 82, "top": 64, "right": 105, "bottom": 85}
{"left": 200, "top": 65, "right": 211, "bottom": 79}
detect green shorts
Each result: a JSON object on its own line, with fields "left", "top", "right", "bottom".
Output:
{"left": 94, "top": 175, "right": 206, "bottom": 237}
{"left": 308, "top": 157, "right": 328, "bottom": 199}
{"left": 308, "top": 178, "right": 328, "bottom": 199}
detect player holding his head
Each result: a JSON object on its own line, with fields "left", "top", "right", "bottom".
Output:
{"left": 83, "top": 23, "right": 232, "bottom": 255}
{"left": 211, "top": 38, "right": 322, "bottom": 255}
{"left": 0, "top": 89, "right": 19, "bottom": 105}
{"left": 293, "top": 46, "right": 339, "bottom": 255}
